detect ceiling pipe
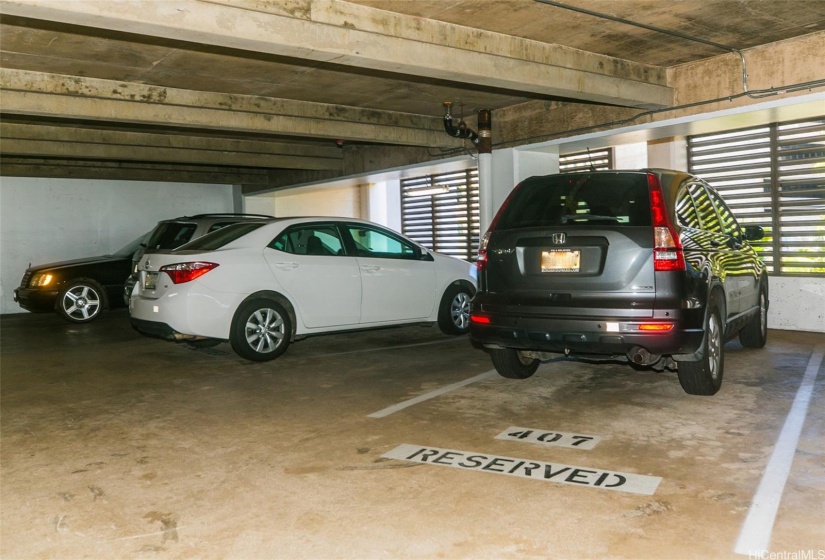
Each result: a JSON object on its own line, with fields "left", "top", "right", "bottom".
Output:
{"left": 443, "top": 101, "right": 480, "bottom": 146}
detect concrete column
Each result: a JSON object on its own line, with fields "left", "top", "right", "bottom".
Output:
{"left": 648, "top": 138, "right": 688, "bottom": 171}
{"left": 486, "top": 147, "right": 559, "bottom": 233}
{"left": 614, "top": 142, "right": 649, "bottom": 169}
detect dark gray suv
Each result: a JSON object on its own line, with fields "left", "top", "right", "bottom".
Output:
{"left": 469, "top": 169, "right": 768, "bottom": 395}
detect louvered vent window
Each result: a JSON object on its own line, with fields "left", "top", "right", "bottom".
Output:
{"left": 401, "top": 169, "right": 479, "bottom": 261}
{"left": 559, "top": 148, "right": 613, "bottom": 172}
{"left": 688, "top": 118, "right": 825, "bottom": 276}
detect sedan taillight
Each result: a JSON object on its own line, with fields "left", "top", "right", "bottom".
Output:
{"left": 160, "top": 262, "right": 218, "bottom": 284}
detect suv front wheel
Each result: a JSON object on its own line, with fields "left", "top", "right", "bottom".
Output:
{"left": 677, "top": 296, "right": 724, "bottom": 395}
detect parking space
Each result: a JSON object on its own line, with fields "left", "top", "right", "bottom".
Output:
{"left": 1, "top": 310, "right": 823, "bottom": 559}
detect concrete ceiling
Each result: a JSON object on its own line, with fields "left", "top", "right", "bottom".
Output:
{"left": 1, "top": 0, "right": 823, "bottom": 190}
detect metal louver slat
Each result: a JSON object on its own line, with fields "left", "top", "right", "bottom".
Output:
{"left": 689, "top": 117, "right": 825, "bottom": 276}
{"left": 401, "top": 169, "right": 479, "bottom": 261}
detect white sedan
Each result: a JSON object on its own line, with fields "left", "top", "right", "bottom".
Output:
{"left": 129, "top": 217, "right": 477, "bottom": 361}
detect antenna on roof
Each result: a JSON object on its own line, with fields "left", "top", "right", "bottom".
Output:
{"left": 586, "top": 147, "right": 596, "bottom": 172}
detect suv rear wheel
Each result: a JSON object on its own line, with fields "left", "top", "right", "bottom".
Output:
{"left": 490, "top": 348, "right": 540, "bottom": 379}
{"left": 677, "top": 296, "right": 724, "bottom": 395}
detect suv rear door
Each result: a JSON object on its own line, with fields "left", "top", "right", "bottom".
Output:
{"left": 483, "top": 172, "right": 657, "bottom": 319}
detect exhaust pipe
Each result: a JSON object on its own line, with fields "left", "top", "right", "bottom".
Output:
{"left": 629, "top": 346, "right": 651, "bottom": 365}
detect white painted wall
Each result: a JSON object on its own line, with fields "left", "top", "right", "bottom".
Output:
{"left": 0, "top": 177, "right": 235, "bottom": 315}
{"left": 766, "top": 277, "right": 825, "bottom": 333}
{"left": 269, "top": 185, "right": 361, "bottom": 218}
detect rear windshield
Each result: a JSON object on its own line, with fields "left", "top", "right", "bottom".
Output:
{"left": 145, "top": 222, "right": 198, "bottom": 250}
{"left": 178, "top": 222, "right": 264, "bottom": 251}
{"left": 495, "top": 173, "right": 652, "bottom": 230}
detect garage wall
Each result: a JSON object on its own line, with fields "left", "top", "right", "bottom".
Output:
{"left": 0, "top": 177, "right": 235, "bottom": 315}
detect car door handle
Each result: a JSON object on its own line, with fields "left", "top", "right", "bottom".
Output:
{"left": 360, "top": 265, "right": 381, "bottom": 272}
{"left": 274, "top": 262, "right": 299, "bottom": 270}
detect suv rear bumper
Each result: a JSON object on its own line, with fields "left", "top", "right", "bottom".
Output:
{"left": 469, "top": 310, "right": 704, "bottom": 357}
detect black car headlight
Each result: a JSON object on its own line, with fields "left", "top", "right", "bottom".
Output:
{"left": 29, "top": 273, "right": 55, "bottom": 287}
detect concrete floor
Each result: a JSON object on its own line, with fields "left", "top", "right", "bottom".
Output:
{"left": 1, "top": 309, "right": 823, "bottom": 559}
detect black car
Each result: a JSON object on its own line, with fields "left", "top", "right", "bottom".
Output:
{"left": 13, "top": 235, "right": 147, "bottom": 323}
{"left": 469, "top": 169, "right": 768, "bottom": 395}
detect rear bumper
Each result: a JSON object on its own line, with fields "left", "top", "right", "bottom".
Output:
{"left": 469, "top": 308, "right": 704, "bottom": 357}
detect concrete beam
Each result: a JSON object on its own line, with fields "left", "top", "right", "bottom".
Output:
{"left": 0, "top": 156, "right": 273, "bottom": 184}
{"left": 0, "top": 69, "right": 455, "bottom": 147}
{"left": 0, "top": 123, "right": 344, "bottom": 170}
{"left": 0, "top": 0, "right": 672, "bottom": 109}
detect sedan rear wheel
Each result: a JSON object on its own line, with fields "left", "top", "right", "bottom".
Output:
{"left": 230, "top": 299, "right": 291, "bottom": 361}
{"left": 57, "top": 280, "right": 104, "bottom": 323}
{"left": 438, "top": 284, "right": 473, "bottom": 335}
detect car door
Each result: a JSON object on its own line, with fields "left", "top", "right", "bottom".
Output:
{"left": 263, "top": 223, "right": 361, "bottom": 329}
{"left": 343, "top": 223, "right": 436, "bottom": 324}
{"left": 704, "top": 184, "right": 760, "bottom": 315}
{"left": 689, "top": 182, "right": 745, "bottom": 315}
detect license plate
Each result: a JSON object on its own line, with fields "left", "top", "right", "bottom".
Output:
{"left": 541, "top": 250, "right": 580, "bottom": 272}
{"left": 143, "top": 271, "right": 159, "bottom": 290}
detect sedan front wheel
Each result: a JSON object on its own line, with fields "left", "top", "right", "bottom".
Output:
{"left": 57, "top": 280, "right": 104, "bottom": 323}
{"left": 230, "top": 299, "right": 292, "bottom": 361}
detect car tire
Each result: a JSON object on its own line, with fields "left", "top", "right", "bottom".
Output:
{"left": 57, "top": 280, "right": 105, "bottom": 323}
{"left": 490, "top": 348, "right": 540, "bottom": 379}
{"left": 229, "top": 298, "right": 291, "bottom": 362}
{"left": 678, "top": 295, "right": 724, "bottom": 395}
{"left": 184, "top": 338, "right": 222, "bottom": 349}
{"left": 438, "top": 284, "right": 473, "bottom": 335}
{"left": 739, "top": 281, "right": 768, "bottom": 349}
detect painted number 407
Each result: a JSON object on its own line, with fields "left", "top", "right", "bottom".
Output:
{"left": 496, "top": 427, "right": 601, "bottom": 450}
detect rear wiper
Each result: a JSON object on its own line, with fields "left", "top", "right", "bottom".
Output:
{"left": 561, "top": 214, "right": 621, "bottom": 223}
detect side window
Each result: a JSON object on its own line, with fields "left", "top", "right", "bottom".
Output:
{"left": 675, "top": 186, "right": 701, "bottom": 229}
{"left": 346, "top": 225, "right": 417, "bottom": 260}
{"left": 689, "top": 183, "right": 723, "bottom": 234}
{"left": 269, "top": 225, "right": 344, "bottom": 256}
{"left": 706, "top": 187, "right": 742, "bottom": 238}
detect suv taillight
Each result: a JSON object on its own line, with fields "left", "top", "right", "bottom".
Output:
{"left": 648, "top": 174, "right": 685, "bottom": 272}
{"left": 477, "top": 232, "right": 490, "bottom": 271}
{"left": 160, "top": 262, "right": 218, "bottom": 284}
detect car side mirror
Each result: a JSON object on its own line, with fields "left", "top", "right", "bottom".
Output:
{"left": 743, "top": 225, "right": 764, "bottom": 241}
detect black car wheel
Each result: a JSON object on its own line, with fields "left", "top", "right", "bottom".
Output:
{"left": 438, "top": 284, "right": 473, "bottom": 335}
{"left": 57, "top": 280, "right": 105, "bottom": 323}
{"left": 739, "top": 282, "right": 768, "bottom": 348}
{"left": 230, "top": 299, "right": 291, "bottom": 361}
{"left": 490, "top": 348, "right": 540, "bottom": 379}
{"left": 678, "top": 295, "right": 724, "bottom": 395}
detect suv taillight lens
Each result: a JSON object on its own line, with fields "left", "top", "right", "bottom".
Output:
{"left": 160, "top": 262, "right": 218, "bottom": 284}
{"left": 648, "top": 174, "right": 685, "bottom": 272}
{"left": 477, "top": 232, "right": 490, "bottom": 271}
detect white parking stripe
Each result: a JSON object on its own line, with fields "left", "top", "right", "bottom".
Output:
{"left": 734, "top": 346, "right": 824, "bottom": 556}
{"left": 368, "top": 370, "right": 498, "bottom": 418}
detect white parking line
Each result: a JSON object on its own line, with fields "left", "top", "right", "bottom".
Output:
{"left": 368, "top": 370, "right": 498, "bottom": 418}
{"left": 734, "top": 345, "right": 824, "bottom": 556}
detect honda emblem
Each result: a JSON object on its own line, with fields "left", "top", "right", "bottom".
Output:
{"left": 551, "top": 233, "right": 566, "bottom": 244}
